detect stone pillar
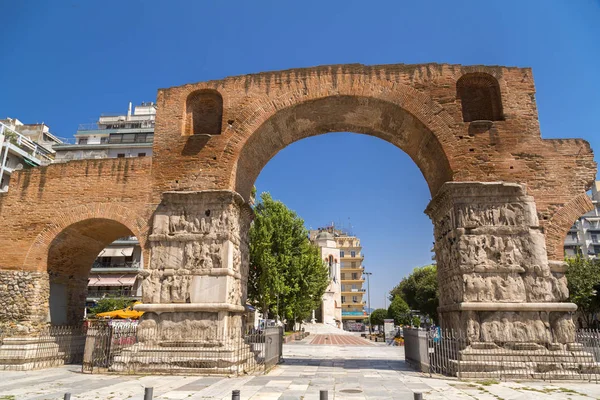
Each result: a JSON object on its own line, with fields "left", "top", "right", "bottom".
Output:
{"left": 121, "top": 190, "right": 253, "bottom": 373}
{"left": 425, "top": 182, "right": 576, "bottom": 344}
{"left": 0, "top": 270, "right": 50, "bottom": 334}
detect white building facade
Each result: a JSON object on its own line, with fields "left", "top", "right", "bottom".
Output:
{"left": 53, "top": 102, "right": 155, "bottom": 162}
{"left": 0, "top": 119, "right": 62, "bottom": 192}
{"left": 564, "top": 181, "right": 600, "bottom": 259}
{"left": 311, "top": 231, "right": 343, "bottom": 328}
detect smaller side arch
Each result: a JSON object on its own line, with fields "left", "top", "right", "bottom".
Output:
{"left": 545, "top": 193, "right": 594, "bottom": 260}
{"left": 457, "top": 73, "right": 504, "bottom": 122}
{"left": 184, "top": 89, "right": 223, "bottom": 136}
{"left": 23, "top": 203, "right": 149, "bottom": 270}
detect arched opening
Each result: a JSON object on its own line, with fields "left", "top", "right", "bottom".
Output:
{"left": 47, "top": 218, "right": 137, "bottom": 325}
{"left": 184, "top": 89, "right": 223, "bottom": 136}
{"left": 561, "top": 183, "right": 600, "bottom": 329}
{"left": 456, "top": 73, "right": 504, "bottom": 122}
{"left": 236, "top": 95, "right": 450, "bottom": 336}
{"left": 233, "top": 95, "right": 454, "bottom": 202}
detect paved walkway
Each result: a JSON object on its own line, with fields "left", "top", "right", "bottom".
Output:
{"left": 2, "top": 343, "right": 600, "bottom": 399}
{"left": 308, "top": 334, "right": 373, "bottom": 345}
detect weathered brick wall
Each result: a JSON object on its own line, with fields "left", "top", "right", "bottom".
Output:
{"left": 152, "top": 63, "right": 596, "bottom": 259}
{"left": 0, "top": 62, "right": 595, "bottom": 280}
{"left": 0, "top": 157, "right": 156, "bottom": 273}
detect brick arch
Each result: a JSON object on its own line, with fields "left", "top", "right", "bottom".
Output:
{"left": 23, "top": 203, "right": 149, "bottom": 271}
{"left": 544, "top": 193, "right": 594, "bottom": 260}
{"left": 224, "top": 80, "right": 459, "bottom": 201}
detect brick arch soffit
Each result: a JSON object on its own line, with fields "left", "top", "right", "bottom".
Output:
{"left": 22, "top": 203, "right": 149, "bottom": 271}
{"left": 545, "top": 192, "right": 594, "bottom": 261}
{"left": 222, "top": 80, "right": 459, "bottom": 201}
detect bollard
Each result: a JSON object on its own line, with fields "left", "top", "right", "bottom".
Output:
{"left": 144, "top": 387, "right": 154, "bottom": 400}
{"left": 320, "top": 390, "right": 328, "bottom": 400}
{"left": 64, "top": 394, "right": 71, "bottom": 400}
{"left": 232, "top": 389, "right": 240, "bottom": 400}
{"left": 414, "top": 392, "right": 423, "bottom": 400}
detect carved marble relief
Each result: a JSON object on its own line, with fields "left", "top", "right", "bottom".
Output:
{"left": 140, "top": 191, "right": 252, "bottom": 310}
{"left": 428, "top": 182, "right": 576, "bottom": 344}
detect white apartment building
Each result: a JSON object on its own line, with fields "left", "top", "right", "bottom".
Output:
{"left": 85, "top": 236, "right": 143, "bottom": 313}
{"left": 53, "top": 102, "right": 155, "bottom": 162}
{"left": 0, "top": 119, "right": 62, "bottom": 192}
{"left": 564, "top": 181, "right": 600, "bottom": 259}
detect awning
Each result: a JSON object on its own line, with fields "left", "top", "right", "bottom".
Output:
{"left": 23, "top": 158, "right": 40, "bottom": 168}
{"left": 88, "top": 275, "right": 137, "bottom": 287}
{"left": 97, "top": 246, "right": 134, "bottom": 257}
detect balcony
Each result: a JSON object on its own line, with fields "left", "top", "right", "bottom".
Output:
{"left": 341, "top": 276, "right": 365, "bottom": 283}
{"left": 341, "top": 311, "right": 366, "bottom": 317}
{"left": 564, "top": 238, "right": 581, "bottom": 246}
{"left": 341, "top": 264, "right": 364, "bottom": 271}
{"left": 86, "top": 288, "right": 140, "bottom": 299}
{"left": 91, "top": 261, "right": 141, "bottom": 272}
{"left": 341, "top": 253, "right": 364, "bottom": 260}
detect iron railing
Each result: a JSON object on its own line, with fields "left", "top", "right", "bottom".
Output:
{"left": 0, "top": 325, "right": 86, "bottom": 371}
{"left": 82, "top": 322, "right": 283, "bottom": 375}
{"left": 405, "top": 327, "right": 600, "bottom": 382}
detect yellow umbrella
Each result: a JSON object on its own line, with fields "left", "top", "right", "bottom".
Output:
{"left": 96, "top": 302, "right": 144, "bottom": 319}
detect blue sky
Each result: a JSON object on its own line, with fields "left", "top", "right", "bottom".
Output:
{"left": 1, "top": 1, "right": 599, "bottom": 309}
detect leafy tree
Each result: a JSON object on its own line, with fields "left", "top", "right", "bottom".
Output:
{"left": 370, "top": 308, "right": 387, "bottom": 331}
{"left": 387, "top": 295, "right": 410, "bottom": 326}
{"left": 566, "top": 256, "right": 600, "bottom": 327}
{"left": 390, "top": 264, "right": 439, "bottom": 323}
{"left": 90, "top": 297, "right": 134, "bottom": 316}
{"left": 248, "top": 192, "right": 330, "bottom": 330}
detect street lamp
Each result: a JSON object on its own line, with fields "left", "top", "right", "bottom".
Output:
{"left": 364, "top": 271, "right": 372, "bottom": 334}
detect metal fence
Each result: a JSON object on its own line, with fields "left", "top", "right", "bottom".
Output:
{"left": 82, "top": 322, "right": 283, "bottom": 375}
{"left": 0, "top": 325, "right": 86, "bottom": 371}
{"left": 405, "top": 327, "right": 600, "bottom": 382}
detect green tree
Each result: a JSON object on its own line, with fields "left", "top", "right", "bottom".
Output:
{"left": 566, "top": 256, "right": 600, "bottom": 327}
{"left": 248, "top": 192, "right": 330, "bottom": 330}
{"left": 90, "top": 297, "right": 134, "bottom": 316}
{"left": 390, "top": 264, "right": 439, "bottom": 323}
{"left": 387, "top": 295, "right": 410, "bottom": 326}
{"left": 370, "top": 308, "right": 387, "bottom": 332}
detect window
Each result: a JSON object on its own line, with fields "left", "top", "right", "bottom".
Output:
{"left": 117, "top": 153, "right": 125, "bottom": 158}
{"left": 351, "top": 251, "right": 356, "bottom": 257}
{"left": 352, "top": 273, "right": 358, "bottom": 280}
{"left": 341, "top": 296, "right": 346, "bottom": 303}
{"left": 328, "top": 255, "right": 333, "bottom": 267}
{"left": 352, "top": 284, "right": 357, "bottom": 290}
{"left": 78, "top": 138, "right": 88, "bottom": 145}
{"left": 351, "top": 262, "right": 356, "bottom": 268}
{"left": 138, "top": 153, "right": 146, "bottom": 157}
{"left": 340, "top": 251, "right": 345, "bottom": 258}
{"left": 592, "top": 234, "right": 598, "bottom": 243}
{"left": 457, "top": 73, "right": 504, "bottom": 122}
{"left": 122, "top": 134, "right": 136, "bottom": 143}
{"left": 186, "top": 90, "right": 223, "bottom": 135}
{"left": 100, "top": 137, "right": 108, "bottom": 144}
{"left": 352, "top": 296, "right": 358, "bottom": 303}
{"left": 341, "top": 273, "right": 346, "bottom": 280}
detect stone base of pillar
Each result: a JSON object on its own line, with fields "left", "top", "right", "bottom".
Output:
{"left": 0, "top": 335, "right": 85, "bottom": 371}
{"left": 110, "top": 343, "right": 257, "bottom": 375}
{"left": 451, "top": 342, "right": 600, "bottom": 379}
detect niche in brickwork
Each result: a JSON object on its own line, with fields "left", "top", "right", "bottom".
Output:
{"left": 185, "top": 90, "right": 223, "bottom": 135}
{"left": 457, "top": 73, "right": 504, "bottom": 122}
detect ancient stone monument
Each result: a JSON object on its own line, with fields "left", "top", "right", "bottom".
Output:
{"left": 0, "top": 63, "right": 596, "bottom": 373}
